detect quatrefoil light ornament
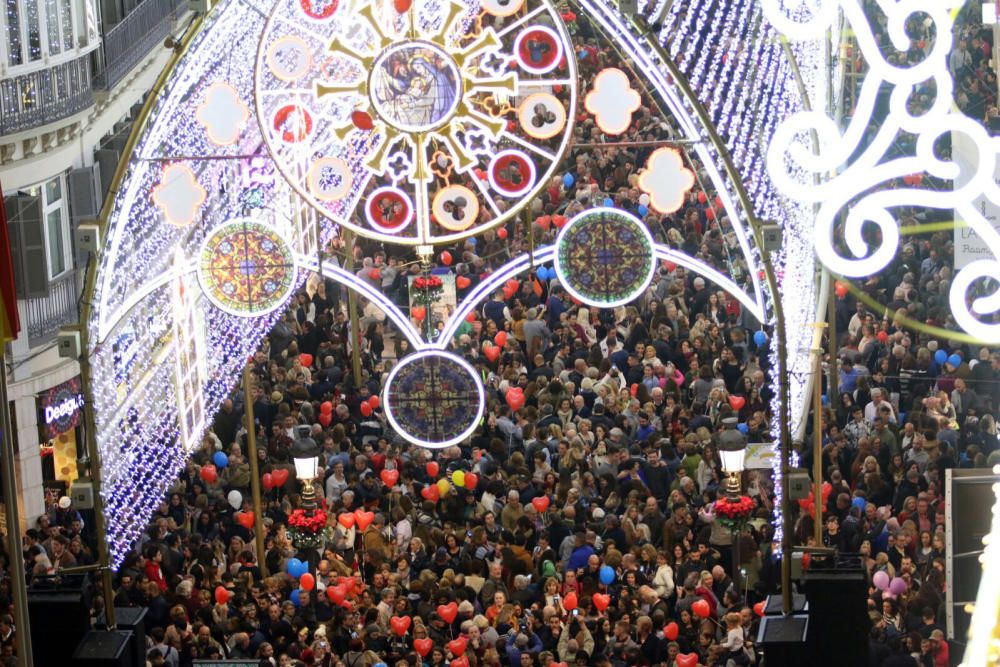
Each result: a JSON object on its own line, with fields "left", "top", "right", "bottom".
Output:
{"left": 638, "top": 147, "right": 696, "bottom": 215}
{"left": 585, "top": 68, "right": 641, "bottom": 136}
{"left": 152, "top": 163, "right": 207, "bottom": 227}
{"left": 196, "top": 82, "right": 249, "bottom": 146}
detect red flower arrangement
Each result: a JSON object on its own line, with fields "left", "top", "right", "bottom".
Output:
{"left": 412, "top": 276, "right": 443, "bottom": 291}
{"left": 288, "top": 509, "right": 328, "bottom": 534}
{"left": 714, "top": 496, "right": 754, "bottom": 530}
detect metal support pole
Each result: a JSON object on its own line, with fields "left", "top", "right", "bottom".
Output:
{"left": 828, "top": 277, "right": 838, "bottom": 405}
{"left": 242, "top": 365, "right": 267, "bottom": 576}
{"left": 343, "top": 229, "right": 363, "bottom": 387}
{"left": 78, "top": 331, "right": 117, "bottom": 630}
{"left": 0, "top": 361, "right": 33, "bottom": 667}
{"left": 812, "top": 343, "right": 825, "bottom": 547}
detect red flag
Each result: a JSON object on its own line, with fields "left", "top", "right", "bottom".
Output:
{"left": 0, "top": 190, "right": 21, "bottom": 342}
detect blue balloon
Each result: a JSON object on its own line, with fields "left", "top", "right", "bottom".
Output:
{"left": 736, "top": 423, "right": 749, "bottom": 434}
{"left": 287, "top": 558, "right": 303, "bottom": 577}
{"left": 599, "top": 565, "right": 616, "bottom": 585}
{"left": 563, "top": 173, "right": 575, "bottom": 188}
{"left": 934, "top": 349, "right": 947, "bottom": 365}
{"left": 947, "top": 354, "right": 962, "bottom": 367}
{"left": 577, "top": 50, "right": 587, "bottom": 59}
{"left": 637, "top": 205, "right": 649, "bottom": 216}
{"left": 374, "top": 663, "right": 387, "bottom": 667}
{"left": 852, "top": 497, "right": 867, "bottom": 511}
{"left": 290, "top": 589, "right": 301, "bottom": 606}
{"left": 753, "top": 330, "right": 768, "bottom": 346}
{"left": 603, "top": 197, "right": 614, "bottom": 207}
{"left": 213, "top": 451, "right": 228, "bottom": 468}
{"left": 821, "top": 395, "right": 829, "bottom": 407}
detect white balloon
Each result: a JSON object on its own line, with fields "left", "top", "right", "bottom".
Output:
{"left": 638, "top": 193, "right": 650, "bottom": 207}
{"left": 436, "top": 155, "right": 448, "bottom": 168}
{"left": 228, "top": 490, "right": 243, "bottom": 510}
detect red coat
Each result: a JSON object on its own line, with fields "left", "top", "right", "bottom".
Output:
{"left": 145, "top": 561, "right": 168, "bottom": 592}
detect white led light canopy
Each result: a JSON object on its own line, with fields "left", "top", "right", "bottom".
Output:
{"left": 254, "top": 0, "right": 578, "bottom": 246}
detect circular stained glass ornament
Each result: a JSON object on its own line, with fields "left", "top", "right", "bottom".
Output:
{"left": 554, "top": 207, "right": 656, "bottom": 308}
{"left": 383, "top": 351, "right": 485, "bottom": 449}
{"left": 198, "top": 219, "right": 297, "bottom": 317}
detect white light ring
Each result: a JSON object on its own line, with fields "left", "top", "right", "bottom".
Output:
{"left": 368, "top": 41, "right": 463, "bottom": 135}
{"left": 517, "top": 92, "right": 567, "bottom": 140}
{"left": 365, "top": 185, "right": 415, "bottom": 235}
{"left": 488, "top": 149, "right": 537, "bottom": 199}
{"left": 653, "top": 246, "right": 765, "bottom": 323}
{"left": 266, "top": 35, "right": 312, "bottom": 81}
{"left": 949, "top": 260, "right": 1000, "bottom": 344}
{"left": 481, "top": 0, "right": 524, "bottom": 18}
{"left": 307, "top": 157, "right": 353, "bottom": 202}
{"left": 432, "top": 185, "right": 480, "bottom": 231}
{"left": 553, "top": 207, "right": 657, "bottom": 309}
{"left": 760, "top": 0, "right": 839, "bottom": 42}
{"left": 382, "top": 350, "right": 486, "bottom": 450}
{"left": 513, "top": 25, "right": 564, "bottom": 75}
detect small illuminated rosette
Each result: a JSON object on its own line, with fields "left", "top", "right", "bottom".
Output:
{"left": 514, "top": 25, "right": 563, "bottom": 75}
{"left": 432, "top": 185, "right": 479, "bottom": 231}
{"left": 554, "top": 208, "right": 656, "bottom": 308}
{"left": 365, "top": 186, "right": 414, "bottom": 234}
{"left": 518, "top": 92, "right": 567, "bottom": 140}
{"left": 255, "top": 0, "right": 577, "bottom": 244}
{"left": 272, "top": 104, "right": 313, "bottom": 144}
{"left": 489, "top": 150, "right": 536, "bottom": 198}
{"left": 383, "top": 351, "right": 485, "bottom": 449}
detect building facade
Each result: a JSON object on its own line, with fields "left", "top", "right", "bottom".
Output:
{"left": 2, "top": 0, "right": 189, "bottom": 529}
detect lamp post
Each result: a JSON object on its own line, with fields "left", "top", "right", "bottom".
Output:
{"left": 291, "top": 426, "right": 320, "bottom": 511}
{"left": 718, "top": 417, "right": 748, "bottom": 591}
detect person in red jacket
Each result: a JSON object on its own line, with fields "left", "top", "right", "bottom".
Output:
{"left": 144, "top": 545, "right": 168, "bottom": 592}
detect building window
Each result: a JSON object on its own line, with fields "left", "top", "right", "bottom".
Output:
{"left": 6, "top": 0, "right": 23, "bottom": 66}
{"left": 41, "top": 176, "right": 71, "bottom": 279}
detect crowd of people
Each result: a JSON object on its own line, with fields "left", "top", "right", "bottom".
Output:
{"left": 4, "top": 7, "right": 1000, "bottom": 667}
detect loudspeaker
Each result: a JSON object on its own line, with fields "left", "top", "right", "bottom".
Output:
{"left": 27, "top": 586, "right": 90, "bottom": 665}
{"left": 98, "top": 607, "right": 147, "bottom": 667}
{"left": 757, "top": 614, "right": 809, "bottom": 666}
{"left": 73, "top": 629, "right": 132, "bottom": 667}
{"left": 803, "top": 570, "right": 870, "bottom": 666}
{"left": 762, "top": 593, "right": 808, "bottom": 614}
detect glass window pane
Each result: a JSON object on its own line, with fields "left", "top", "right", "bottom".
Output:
{"left": 45, "top": 0, "right": 60, "bottom": 54}
{"left": 47, "top": 209, "right": 66, "bottom": 276}
{"left": 61, "top": 0, "right": 72, "bottom": 50}
{"left": 45, "top": 176, "right": 61, "bottom": 203}
{"left": 25, "top": 0, "right": 40, "bottom": 61}
{"left": 6, "top": 0, "right": 23, "bottom": 66}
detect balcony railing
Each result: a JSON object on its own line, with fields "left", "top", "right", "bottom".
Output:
{"left": 92, "top": 0, "right": 185, "bottom": 90}
{"left": 0, "top": 55, "right": 94, "bottom": 135}
{"left": 23, "top": 271, "right": 80, "bottom": 347}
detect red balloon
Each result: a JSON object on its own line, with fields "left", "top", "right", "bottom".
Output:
{"left": 662, "top": 260, "right": 677, "bottom": 272}
{"left": 271, "top": 469, "right": 289, "bottom": 487}
{"left": 338, "top": 513, "right": 356, "bottom": 529}
{"left": 630, "top": 383, "right": 638, "bottom": 397}
{"left": 390, "top": 616, "right": 411, "bottom": 636}
{"left": 877, "top": 331, "right": 888, "bottom": 343}
{"left": 351, "top": 110, "right": 374, "bottom": 131}
{"left": 421, "top": 485, "right": 440, "bottom": 502}
{"left": 327, "top": 584, "right": 347, "bottom": 604}
{"left": 561, "top": 591, "right": 577, "bottom": 611}
{"left": 676, "top": 653, "right": 699, "bottom": 667}
{"left": 426, "top": 461, "right": 440, "bottom": 477}
{"left": 497, "top": 227, "right": 508, "bottom": 240}
{"left": 262, "top": 473, "right": 274, "bottom": 490}
{"left": 368, "top": 396, "right": 379, "bottom": 409}
{"left": 754, "top": 601, "right": 766, "bottom": 617}
{"left": 380, "top": 469, "right": 399, "bottom": 487}
{"left": 441, "top": 251, "right": 453, "bottom": 265}
{"left": 299, "top": 353, "right": 313, "bottom": 368}
{"left": 354, "top": 509, "right": 374, "bottom": 531}
{"left": 214, "top": 586, "right": 229, "bottom": 606}
{"left": 393, "top": 0, "right": 411, "bottom": 11}
{"left": 714, "top": 195, "right": 723, "bottom": 210}
{"left": 835, "top": 281, "right": 848, "bottom": 298}
{"left": 692, "top": 599, "right": 711, "bottom": 619}
{"left": 592, "top": 593, "right": 610, "bottom": 611}
{"left": 802, "top": 552, "right": 811, "bottom": 570}
{"left": 200, "top": 464, "right": 218, "bottom": 484}
{"left": 531, "top": 496, "right": 550, "bottom": 513}
{"left": 320, "top": 401, "right": 334, "bottom": 414}
{"left": 437, "top": 602, "right": 458, "bottom": 624}
{"left": 450, "top": 657, "right": 469, "bottom": 667}
{"left": 411, "top": 306, "right": 426, "bottom": 321}
{"left": 319, "top": 412, "right": 332, "bottom": 427}
{"left": 484, "top": 345, "right": 500, "bottom": 362}
{"left": 664, "top": 621, "right": 679, "bottom": 640}
{"left": 300, "top": 573, "right": 315, "bottom": 591}
{"left": 705, "top": 207, "right": 716, "bottom": 221}
{"left": 414, "top": 638, "right": 433, "bottom": 657}
{"left": 360, "top": 402, "right": 373, "bottom": 417}
{"left": 447, "top": 637, "right": 468, "bottom": 657}
{"left": 456, "top": 276, "right": 471, "bottom": 289}
{"left": 728, "top": 395, "right": 746, "bottom": 410}
{"left": 697, "top": 191, "right": 707, "bottom": 204}
{"left": 552, "top": 214, "right": 568, "bottom": 228}
{"left": 369, "top": 268, "right": 381, "bottom": 281}
{"left": 237, "top": 511, "right": 255, "bottom": 529}
{"left": 464, "top": 472, "right": 478, "bottom": 490}
{"left": 465, "top": 311, "right": 476, "bottom": 323}
{"left": 494, "top": 331, "right": 508, "bottom": 347}
{"left": 536, "top": 215, "right": 552, "bottom": 230}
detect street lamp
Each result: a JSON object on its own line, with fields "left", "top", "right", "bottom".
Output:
{"left": 291, "top": 425, "right": 320, "bottom": 510}
{"left": 718, "top": 417, "right": 747, "bottom": 501}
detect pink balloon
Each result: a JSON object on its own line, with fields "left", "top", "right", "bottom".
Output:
{"left": 889, "top": 577, "right": 907, "bottom": 596}
{"left": 873, "top": 571, "right": 890, "bottom": 591}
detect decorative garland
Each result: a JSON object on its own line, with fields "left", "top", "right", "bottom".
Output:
{"left": 714, "top": 495, "right": 754, "bottom": 531}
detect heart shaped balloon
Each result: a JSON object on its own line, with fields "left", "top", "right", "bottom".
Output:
{"left": 414, "top": 638, "right": 433, "bottom": 656}
{"left": 338, "top": 513, "right": 356, "bottom": 529}
{"left": 754, "top": 601, "right": 766, "bottom": 617}
{"left": 271, "top": 468, "right": 289, "bottom": 487}
{"left": 437, "top": 602, "right": 458, "bottom": 624}
{"left": 531, "top": 496, "right": 550, "bottom": 513}
{"left": 380, "top": 469, "right": 399, "bottom": 487}
{"left": 592, "top": 593, "right": 610, "bottom": 611}
{"left": 390, "top": 615, "right": 411, "bottom": 636}
{"left": 447, "top": 637, "right": 467, "bottom": 657}
{"left": 354, "top": 510, "right": 374, "bottom": 531}
{"left": 236, "top": 511, "right": 255, "bottom": 529}
{"left": 676, "top": 653, "right": 699, "bottom": 667}
{"left": 692, "top": 599, "right": 711, "bottom": 619}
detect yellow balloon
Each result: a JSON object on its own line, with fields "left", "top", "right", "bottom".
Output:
{"left": 452, "top": 470, "right": 465, "bottom": 487}
{"left": 437, "top": 479, "right": 450, "bottom": 496}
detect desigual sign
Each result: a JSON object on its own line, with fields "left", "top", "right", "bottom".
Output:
{"left": 39, "top": 377, "right": 84, "bottom": 439}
